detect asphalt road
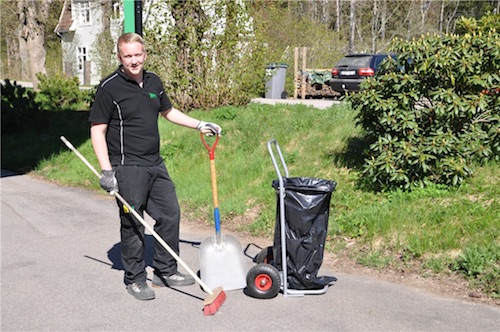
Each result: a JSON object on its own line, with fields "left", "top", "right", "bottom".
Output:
{"left": 1, "top": 171, "right": 499, "bottom": 331}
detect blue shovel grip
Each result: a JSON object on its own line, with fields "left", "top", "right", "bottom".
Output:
{"left": 214, "top": 207, "right": 221, "bottom": 235}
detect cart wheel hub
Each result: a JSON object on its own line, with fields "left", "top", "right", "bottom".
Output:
{"left": 255, "top": 274, "right": 273, "bottom": 291}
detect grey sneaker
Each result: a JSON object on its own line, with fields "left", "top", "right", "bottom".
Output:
{"left": 152, "top": 271, "right": 195, "bottom": 287}
{"left": 127, "top": 281, "right": 155, "bottom": 300}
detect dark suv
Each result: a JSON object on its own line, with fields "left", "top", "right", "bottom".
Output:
{"left": 327, "top": 53, "right": 395, "bottom": 94}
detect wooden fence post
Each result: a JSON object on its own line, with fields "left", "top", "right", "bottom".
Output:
{"left": 294, "top": 47, "right": 299, "bottom": 99}
{"left": 301, "top": 47, "right": 307, "bottom": 99}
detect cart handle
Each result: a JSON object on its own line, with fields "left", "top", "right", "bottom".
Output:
{"left": 267, "top": 139, "right": 289, "bottom": 179}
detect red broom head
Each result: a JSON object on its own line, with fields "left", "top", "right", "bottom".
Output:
{"left": 203, "top": 288, "right": 226, "bottom": 316}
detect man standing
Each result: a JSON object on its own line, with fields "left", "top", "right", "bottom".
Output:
{"left": 89, "top": 33, "right": 221, "bottom": 301}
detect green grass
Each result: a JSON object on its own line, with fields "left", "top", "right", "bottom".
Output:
{"left": 3, "top": 102, "right": 499, "bottom": 299}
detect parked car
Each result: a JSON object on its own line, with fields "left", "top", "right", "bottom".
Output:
{"left": 327, "top": 53, "right": 396, "bottom": 94}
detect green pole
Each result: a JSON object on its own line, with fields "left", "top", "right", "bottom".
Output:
{"left": 123, "top": 0, "right": 135, "bottom": 33}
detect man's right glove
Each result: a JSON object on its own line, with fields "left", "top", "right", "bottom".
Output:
{"left": 196, "top": 121, "right": 222, "bottom": 136}
{"left": 100, "top": 170, "right": 119, "bottom": 195}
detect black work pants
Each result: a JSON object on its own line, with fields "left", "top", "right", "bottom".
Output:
{"left": 115, "top": 163, "right": 180, "bottom": 285}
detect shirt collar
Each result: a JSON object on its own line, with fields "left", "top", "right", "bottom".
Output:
{"left": 117, "top": 65, "right": 147, "bottom": 84}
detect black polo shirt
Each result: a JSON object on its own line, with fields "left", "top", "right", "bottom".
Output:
{"left": 89, "top": 66, "right": 172, "bottom": 166}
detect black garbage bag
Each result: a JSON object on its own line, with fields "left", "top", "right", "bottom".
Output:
{"left": 272, "top": 177, "right": 337, "bottom": 290}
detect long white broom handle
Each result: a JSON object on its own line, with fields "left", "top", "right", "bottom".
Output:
{"left": 59, "top": 136, "right": 213, "bottom": 295}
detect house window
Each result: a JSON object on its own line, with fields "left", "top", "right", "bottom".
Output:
{"left": 77, "top": 1, "right": 91, "bottom": 25}
{"left": 77, "top": 46, "right": 88, "bottom": 71}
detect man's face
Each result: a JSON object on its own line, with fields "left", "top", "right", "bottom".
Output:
{"left": 118, "top": 41, "right": 146, "bottom": 80}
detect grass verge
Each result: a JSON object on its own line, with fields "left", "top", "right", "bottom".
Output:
{"left": 3, "top": 102, "right": 498, "bottom": 301}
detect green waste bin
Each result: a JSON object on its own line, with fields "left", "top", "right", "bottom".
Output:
{"left": 265, "top": 63, "right": 288, "bottom": 99}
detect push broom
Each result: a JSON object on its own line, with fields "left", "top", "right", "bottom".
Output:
{"left": 60, "top": 136, "right": 225, "bottom": 316}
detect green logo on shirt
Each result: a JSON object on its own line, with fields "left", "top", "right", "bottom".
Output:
{"left": 149, "top": 92, "right": 157, "bottom": 98}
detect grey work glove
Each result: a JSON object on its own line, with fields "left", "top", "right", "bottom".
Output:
{"left": 196, "top": 121, "right": 222, "bottom": 136}
{"left": 100, "top": 170, "right": 119, "bottom": 195}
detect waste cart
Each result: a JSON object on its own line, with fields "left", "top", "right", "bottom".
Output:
{"left": 245, "top": 139, "right": 337, "bottom": 299}
{"left": 265, "top": 63, "right": 288, "bottom": 99}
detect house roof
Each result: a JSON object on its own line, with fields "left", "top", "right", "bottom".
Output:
{"left": 54, "top": 0, "right": 73, "bottom": 34}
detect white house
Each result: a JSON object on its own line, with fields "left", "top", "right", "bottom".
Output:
{"left": 54, "top": 0, "right": 253, "bottom": 86}
{"left": 54, "top": 0, "right": 123, "bottom": 85}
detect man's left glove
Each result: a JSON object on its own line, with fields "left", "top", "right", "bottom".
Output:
{"left": 197, "top": 121, "right": 222, "bottom": 136}
{"left": 100, "top": 170, "right": 119, "bottom": 195}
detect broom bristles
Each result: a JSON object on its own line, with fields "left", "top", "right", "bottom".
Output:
{"left": 203, "top": 287, "right": 226, "bottom": 316}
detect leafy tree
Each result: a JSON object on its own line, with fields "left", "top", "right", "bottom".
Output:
{"left": 145, "top": 0, "right": 266, "bottom": 110}
{"left": 349, "top": 13, "right": 499, "bottom": 191}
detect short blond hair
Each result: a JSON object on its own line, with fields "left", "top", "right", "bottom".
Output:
{"left": 117, "top": 33, "right": 145, "bottom": 55}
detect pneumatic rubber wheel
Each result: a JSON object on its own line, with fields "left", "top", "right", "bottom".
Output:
{"left": 245, "top": 263, "right": 281, "bottom": 299}
{"left": 255, "top": 246, "right": 273, "bottom": 264}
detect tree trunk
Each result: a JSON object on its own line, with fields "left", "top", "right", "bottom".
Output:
{"left": 349, "top": 0, "right": 356, "bottom": 54}
{"left": 380, "top": 0, "right": 386, "bottom": 45}
{"left": 1, "top": 1, "right": 20, "bottom": 79}
{"left": 17, "top": 0, "right": 51, "bottom": 89}
{"left": 446, "top": 0, "right": 461, "bottom": 34}
{"left": 439, "top": 0, "right": 445, "bottom": 34}
{"left": 371, "top": 0, "right": 378, "bottom": 53}
{"left": 321, "top": 0, "right": 328, "bottom": 23}
{"left": 310, "top": 0, "right": 317, "bottom": 22}
{"left": 336, "top": 0, "right": 340, "bottom": 33}
{"left": 5, "top": 35, "right": 21, "bottom": 79}
{"left": 420, "top": 0, "right": 428, "bottom": 34}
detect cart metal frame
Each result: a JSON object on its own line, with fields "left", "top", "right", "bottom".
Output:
{"left": 267, "top": 139, "right": 329, "bottom": 297}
